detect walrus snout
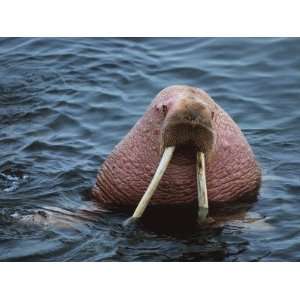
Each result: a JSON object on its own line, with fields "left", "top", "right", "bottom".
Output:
{"left": 159, "top": 96, "right": 215, "bottom": 156}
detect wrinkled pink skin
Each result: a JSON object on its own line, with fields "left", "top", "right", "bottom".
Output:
{"left": 92, "top": 85, "right": 261, "bottom": 208}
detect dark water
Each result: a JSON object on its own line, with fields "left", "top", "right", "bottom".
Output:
{"left": 0, "top": 38, "right": 299, "bottom": 261}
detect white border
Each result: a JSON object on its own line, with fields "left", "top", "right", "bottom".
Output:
{"left": 0, "top": 263, "right": 298, "bottom": 300}
{"left": 0, "top": 0, "right": 300, "bottom": 36}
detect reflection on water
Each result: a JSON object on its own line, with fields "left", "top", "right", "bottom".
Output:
{"left": 0, "top": 38, "right": 299, "bottom": 261}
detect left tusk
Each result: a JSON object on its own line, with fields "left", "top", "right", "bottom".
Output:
{"left": 130, "top": 146, "right": 176, "bottom": 220}
{"left": 196, "top": 152, "right": 209, "bottom": 223}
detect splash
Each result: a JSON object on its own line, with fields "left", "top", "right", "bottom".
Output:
{"left": 0, "top": 172, "right": 29, "bottom": 192}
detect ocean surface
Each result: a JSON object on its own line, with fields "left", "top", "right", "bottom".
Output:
{"left": 0, "top": 37, "right": 299, "bottom": 261}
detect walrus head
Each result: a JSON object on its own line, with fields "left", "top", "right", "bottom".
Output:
{"left": 127, "top": 94, "right": 216, "bottom": 224}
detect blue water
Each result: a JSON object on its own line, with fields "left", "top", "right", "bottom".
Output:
{"left": 0, "top": 38, "right": 299, "bottom": 261}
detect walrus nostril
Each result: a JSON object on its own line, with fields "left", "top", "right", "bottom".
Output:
{"left": 189, "top": 110, "right": 199, "bottom": 121}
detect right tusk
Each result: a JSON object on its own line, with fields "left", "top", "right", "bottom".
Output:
{"left": 196, "top": 152, "right": 209, "bottom": 223}
{"left": 130, "top": 146, "right": 176, "bottom": 220}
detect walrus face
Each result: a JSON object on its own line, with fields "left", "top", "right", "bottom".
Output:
{"left": 160, "top": 97, "right": 215, "bottom": 157}
{"left": 127, "top": 96, "right": 214, "bottom": 224}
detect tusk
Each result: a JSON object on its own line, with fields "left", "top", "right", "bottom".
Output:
{"left": 130, "top": 146, "right": 175, "bottom": 220}
{"left": 196, "top": 152, "right": 209, "bottom": 223}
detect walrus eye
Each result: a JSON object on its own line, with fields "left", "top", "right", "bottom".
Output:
{"left": 162, "top": 104, "right": 168, "bottom": 116}
{"left": 211, "top": 111, "right": 215, "bottom": 120}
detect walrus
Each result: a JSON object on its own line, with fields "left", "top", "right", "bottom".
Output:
{"left": 92, "top": 85, "right": 261, "bottom": 221}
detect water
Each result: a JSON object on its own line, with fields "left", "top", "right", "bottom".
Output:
{"left": 0, "top": 37, "right": 299, "bottom": 261}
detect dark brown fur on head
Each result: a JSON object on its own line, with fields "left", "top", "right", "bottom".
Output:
{"left": 160, "top": 96, "right": 215, "bottom": 157}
